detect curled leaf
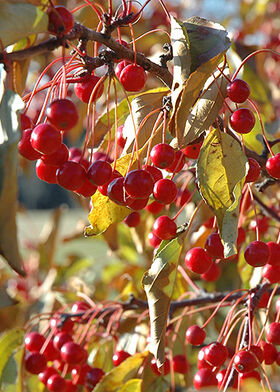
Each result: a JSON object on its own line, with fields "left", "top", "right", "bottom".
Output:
{"left": 0, "top": 328, "right": 24, "bottom": 381}
{"left": 197, "top": 129, "right": 248, "bottom": 257}
{"left": 142, "top": 237, "right": 182, "bottom": 368}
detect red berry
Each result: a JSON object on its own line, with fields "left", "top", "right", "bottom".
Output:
{"left": 41, "top": 143, "right": 69, "bottom": 166}
{"left": 50, "top": 317, "right": 74, "bottom": 333}
{"left": 249, "top": 345, "right": 264, "bottom": 363}
{"left": 75, "top": 178, "right": 97, "bottom": 197}
{"left": 201, "top": 262, "right": 221, "bottom": 282}
{"left": 185, "top": 247, "right": 212, "bottom": 274}
{"left": 43, "top": 339, "right": 60, "bottom": 361}
{"left": 38, "top": 367, "right": 58, "bottom": 385}
{"left": 226, "top": 79, "right": 250, "bottom": 103}
{"left": 60, "top": 342, "right": 86, "bottom": 365}
{"left": 145, "top": 200, "right": 164, "bottom": 215}
{"left": 71, "top": 364, "right": 91, "bottom": 385}
{"left": 18, "top": 129, "right": 41, "bottom": 160}
{"left": 244, "top": 240, "right": 270, "bottom": 267}
{"left": 266, "top": 153, "right": 280, "bottom": 179}
{"left": 124, "top": 169, "right": 154, "bottom": 199}
{"left": 217, "top": 368, "right": 237, "bottom": 389}
{"left": 153, "top": 215, "right": 177, "bottom": 240}
{"left": 266, "top": 322, "right": 280, "bottom": 345}
{"left": 245, "top": 158, "right": 261, "bottom": 183}
{"left": 153, "top": 179, "right": 178, "bottom": 205}
{"left": 166, "top": 150, "right": 186, "bottom": 173}
{"left": 148, "top": 232, "right": 161, "bottom": 248}
{"left": 229, "top": 108, "right": 255, "bottom": 134}
{"left": 20, "top": 113, "right": 33, "bottom": 131}
{"left": 36, "top": 159, "right": 59, "bottom": 184}
{"left": 128, "top": 197, "right": 149, "bottom": 210}
{"left": 197, "top": 347, "right": 214, "bottom": 369}
{"left": 150, "top": 357, "right": 170, "bottom": 376}
{"left": 150, "top": 143, "right": 175, "bottom": 169}
{"left": 233, "top": 350, "right": 258, "bottom": 373}
{"left": 116, "top": 125, "right": 126, "bottom": 149}
{"left": 118, "top": 63, "right": 146, "bottom": 92}
{"left": 259, "top": 341, "right": 278, "bottom": 364}
{"left": 56, "top": 161, "right": 87, "bottom": 191}
{"left": 46, "top": 99, "right": 78, "bottom": 131}
{"left": 267, "top": 241, "right": 280, "bottom": 265}
{"left": 193, "top": 368, "right": 217, "bottom": 390}
{"left": 176, "top": 188, "right": 192, "bottom": 207}
{"left": 250, "top": 216, "right": 269, "bottom": 234}
{"left": 74, "top": 75, "right": 104, "bottom": 103}
{"left": 71, "top": 301, "right": 90, "bottom": 313}
{"left": 25, "top": 352, "right": 47, "bottom": 374}
{"left": 182, "top": 142, "right": 202, "bottom": 159}
{"left": 107, "top": 177, "right": 127, "bottom": 205}
{"left": 53, "top": 332, "right": 72, "bottom": 351}
{"left": 237, "top": 227, "right": 246, "bottom": 246}
{"left": 48, "top": 6, "right": 74, "bottom": 35}
{"left": 262, "top": 264, "right": 280, "bottom": 283}
{"left": 98, "top": 170, "right": 122, "bottom": 196}
{"left": 186, "top": 325, "right": 206, "bottom": 346}
{"left": 31, "top": 124, "right": 62, "bottom": 155}
{"left": 204, "top": 342, "right": 228, "bottom": 367}
{"left": 256, "top": 291, "right": 270, "bottom": 308}
{"left": 144, "top": 165, "right": 163, "bottom": 183}
{"left": 204, "top": 233, "right": 224, "bottom": 259}
{"left": 112, "top": 350, "right": 131, "bottom": 366}
{"left": 123, "top": 212, "right": 141, "bottom": 227}
{"left": 47, "top": 374, "right": 67, "bottom": 392}
{"left": 65, "top": 380, "right": 78, "bottom": 392}
{"left": 172, "top": 354, "right": 189, "bottom": 374}
{"left": 25, "top": 332, "right": 45, "bottom": 352}
{"left": 85, "top": 367, "right": 105, "bottom": 389}
{"left": 240, "top": 370, "right": 261, "bottom": 383}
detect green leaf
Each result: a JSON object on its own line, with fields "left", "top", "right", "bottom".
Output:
{"left": 85, "top": 153, "right": 136, "bottom": 236}
{"left": 117, "top": 379, "right": 142, "bottom": 392}
{"left": 0, "top": 3, "right": 48, "bottom": 48}
{"left": 142, "top": 237, "right": 183, "bottom": 368}
{"left": 0, "top": 329, "right": 24, "bottom": 382}
{"left": 0, "top": 65, "right": 25, "bottom": 275}
{"left": 169, "top": 54, "right": 224, "bottom": 146}
{"left": 197, "top": 129, "right": 248, "bottom": 257}
{"left": 93, "top": 352, "right": 148, "bottom": 392}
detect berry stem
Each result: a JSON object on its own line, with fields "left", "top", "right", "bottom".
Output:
{"left": 178, "top": 265, "right": 200, "bottom": 294}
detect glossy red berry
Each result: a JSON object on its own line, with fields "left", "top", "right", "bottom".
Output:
{"left": 244, "top": 240, "right": 270, "bottom": 267}
{"left": 204, "top": 233, "right": 224, "bottom": 259}
{"left": 60, "top": 342, "right": 86, "bottom": 365}
{"left": 124, "top": 169, "right": 154, "bottom": 199}
{"left": 25, "top": 352, "right": 47, "bottom": 374}
{"left": 65, "top": 380, "right": 78, "bottom": 392}
{"left": 153, "top": 215, "right": 177, "bottom": 240}
{"left": 116, "top": 125, "right": 126, "bottom": 149}
{"left": 20, "top": 113, "right": 33, "bottom": 131}
{"left": 47, "top": 374, "right": 67, "bottom": 392}
{"left": 185, "top": 247, "right": 212, "bottom": 274}
{"left": 145, "top": 200, "right": 164, "bottom": 215}
{"left": 150, "top": 357, "right": 170, "bottom": 376}
{"left": 144, "top": 165, "right": 163, "bottom": 183}
{"left": 267, "top": 241, "right": 280, "bottom": 265}
{"left": 226, "top": 79, "right": 250, "bottom": 103}
{"left": 36, "top": 159, "right": 58, "bottom": 184}
{"left": 266, "top": 322, "right": 280, "bottom": 345}
{"left": 50, "top": 317, "right": 74, "bottom": 333}
{"left": 98, "top": 170, "right": 122, "bottom": 196}
{"left": 148, "top": 232, "right": 161, "bottom": 248}
{"left": 123, "top": 212, "right": 141, "bottom": 227}
{"left": 153, "top": 179, "right": 177, "bottom": 205}
{"left": 117, "top": 63, "right": 146, "bottom": 92}
{"left": 166, "top": 150, "right": 186, "bottom": 173}
{"left": 43, "top": 339, "right": 60, "bottom": 361}
{"left": 172, "top": 354, "right": 189, "bottom": 374}
{"left": 182, "top": 142, "right": 202, "bottom": 159}
{"left": 107, "top": 177, "right": 126, "bottom": 205}
{"left": 71, "top": 301, "right": 90, "bottom": 313}
{"left": 229, "top": 108, "right": 255, "bottom": 134}
{"left": 31, "top": 124, "right": 62, "bottom": 155}
{"left": 176, "top": 188, "right": 192, "bottom": 207}
{"left": 112, "top": 350, "right": 131, "bottom": 366}
{"left": 74, "top": 75, "right": 104, "bottom": 103}
{"left": 260, "top": 341, "right": 278, "bottom": 364}
{"left": 245, "top": 158, "right": 261, "bottom": 183}
{"left": 263, "top": 264, "right": 280, "bottom": 283}
{"left": 240, "top": 370, "right": 261, "bottom": 383}
{"left": 53, "top": 332, "right": 72, "bottom": 351}
{"left": 56, "top": 161, "right": 87, "bottom": 191}
{"left": 75, "top": 179, "right": 97, "bottom": 197}
{"left": 233, "top": 350, "right": 258, "bottom": 373}
{"left": 85, "top": 367, "right": 105, "bottom": 389}
{"left": 216, "top": 368, "right": 237, "bottom": 389}
{"left": 249, "top": 345, "right": 264, "bottom": 363}
{"left": 128, "top": 197, "right": 149, "bottom": 210}
{"left": 204, "top": 342, "right": 228, "bottom": 367}
{"left": 150, "top": 143, "right": 175, "bottom": 169}
{"left": 48, "top": 6, "right": 74, "bottom": 35}
{"left": 193, "top": 368, "right": 217, "bottom": 390}
{"left": 186, "top": 325, "right": 206, "bottom": 346}
{"left": 71, "top": 364, "right": 91, "bottom": 385}
{"left": 266, "top": 153, "right": 280, "bottom": 179}
{"left": 41, "top": 143, "right": 69, "bottom": 166}
{"left": 25, "top": 332, "right": 45, "bottom": 352}
{"left": 18, "top": 129, "right": 41, "bottom": 160}
{"left": 237, "top": 227, "right": 246, "bottom": 246}
{"left": 46, "top": 99, "right": 78, "bottom": 131}
{"left": 197, "top": 347, "right": 214, "bottom": 370}
{"left": 201, "top": 262, "right": 221, "bottom": 282}
{"left": 38, "top": 367, "right": 58, "bottom": 385}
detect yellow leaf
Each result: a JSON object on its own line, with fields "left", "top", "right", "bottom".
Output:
{"left": 117, "top": 379, "right": 142, "bottom": 392}
{"left": 93, "top": 352, "right": 148, "bottom": 392}
{"left": 197, "top": 129, "right": 248, "bottom": 257}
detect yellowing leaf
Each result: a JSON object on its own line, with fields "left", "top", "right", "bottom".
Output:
{"left": 117, "top": 379, "right": 142, "bottom": 392}
{"left": 197, "top": 129, "right": 248, "bottom": 257}
{"left": 0, "top": 329, "right": 24, "bottom": 381}
{"left": 85, "top": 153, "right": 137, "bottom": 236}
{"left": 0, "top": 3, "right": 48, "bottom": 48}
{"left": 142, "top": 237, "right": 182, "bottom": 368}
{"left": 93, "top": 352, "right": 148, "bottom": 392}
{"left": 169, "top": 54, "right": 224, "bottom": 146}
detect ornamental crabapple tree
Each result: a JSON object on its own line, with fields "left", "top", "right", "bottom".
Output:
{"left": 0, "top": 0, "right": 280, "bottom": 391}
